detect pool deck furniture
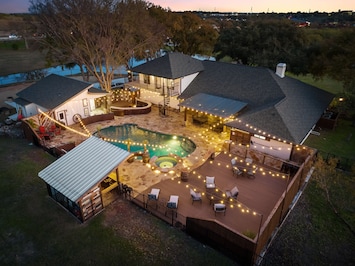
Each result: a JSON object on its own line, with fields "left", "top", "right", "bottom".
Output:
{"left": 226, "top": 186, "right": 239, "bottom": 200}
{"left": 205, "top": 176, "right": 216, "bottom": 189}
{"left": 167, "top": 195, "right": 179, "bottom": 209}
{"left": 214, "top": 203, "right": 226, "bottom": 216}
{"left": 147, "top": 188, "right": 160, "bottom": 208}
{"left": 190, "top": 188, "right": 202, "bottom": 204}
{"left": 231, "top": 158, "right": 258, "bottom": 179}
{"left": 165, "top": 195, "right": 179, "bottom": 216}
{"left": 231, "top": 158, "right": 243, "bottom": 176}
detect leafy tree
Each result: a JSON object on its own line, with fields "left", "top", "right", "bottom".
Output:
{"left": 29, "top": 0, "right": 165, "bottom": 95}
{"left": 156, "top": 11, "right": 218, "bottom": 56}
{"left": 307, "top": 28, "right": 355, "bottom": 96}
{"left": 214, "top": 19, "right": 308, "bottom": 73}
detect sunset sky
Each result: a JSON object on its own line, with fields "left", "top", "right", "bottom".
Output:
{"left": 0, "top": 0, "right": 354, "bottom": 13}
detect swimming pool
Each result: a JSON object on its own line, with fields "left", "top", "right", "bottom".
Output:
{"left": 95, "top": 124, "right": 196, "bottom": 157}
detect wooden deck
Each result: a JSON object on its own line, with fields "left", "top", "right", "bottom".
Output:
{"left": 138, "top": 151, "right": 291, "bottom": 235}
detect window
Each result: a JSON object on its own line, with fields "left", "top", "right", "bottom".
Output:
{"left": 143, "top": 75, "right": 150, "bottom": 84}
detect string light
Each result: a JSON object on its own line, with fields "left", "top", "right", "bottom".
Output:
{"left": 38, "top": 109, "right": 90, "bottom": 137}
{"left": 177, "top": 170, "right": 263, "bottom": 218}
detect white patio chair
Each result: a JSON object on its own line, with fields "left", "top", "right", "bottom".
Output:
{"left": 231, "top": 158, "right": 243, "bottom": 176}
{"left": 166, "top": 195, "right": 179, "bottom": 209}
{"left": 205, "top": 176, "right": 216, "bottom": 189}
{"left": 146, "top": 188, "right": 160, "bottom": 209}
{"left": 165, "top": 195, "right": 179, "bottom": 216}
{"left": 226, "top": 186, "right": 239, "bottom": 200}
{"left": 190, "top": 188, "right": 202, "bottom": 204}
{"left": 213, "top": 203, "right": 226, "bottom": 216}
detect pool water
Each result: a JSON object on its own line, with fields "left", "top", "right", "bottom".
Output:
{"left": 155, "top": 156, "right": 178, "bottom": 169}
{"left": 95, "top": 123, "right": 196, "bottom": 157}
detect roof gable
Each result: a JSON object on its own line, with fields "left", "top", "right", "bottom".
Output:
{"left": 131, "top": 52, "right": 204, "bottom": 79}
{"left": 38, "top": 136, "right": 130, "bottom": 202}
{"left": 16, "top": 74, "right": 92, "bottom": 109}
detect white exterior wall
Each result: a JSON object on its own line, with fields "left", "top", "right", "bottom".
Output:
{"left": 180, "top": 73, "right": 198, "bottom": 94}
{"left": 5, "top": 100, "right": 47, "bottom": 121}
{"left": 54, "top": 90, "right": 106, "bottom": 125}
{"left": 250, "top": 136, "right": 292, "bottom": 160}
{"left": 25, "top": 103, "right": 42, "bottom": 117}
{"left": 169, "top": 96, "right": 180, "bottom": 109}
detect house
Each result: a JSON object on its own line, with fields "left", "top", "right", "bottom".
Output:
{"left": 38, "top": 136, "right": 130, "bottom": 222}
{"left": 5, "top": 74, "right": 108, "bottom": 126}
{"left": 130, "top": 53, "right": 334, "bottom": 160}
{"left": 130, "top": 52, "right": 205, "bottom": 110}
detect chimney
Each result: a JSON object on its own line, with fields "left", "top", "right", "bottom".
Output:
{"left": 276, "top": 63, "right": 286, "bottom": 78}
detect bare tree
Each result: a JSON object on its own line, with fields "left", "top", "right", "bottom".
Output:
{"left": 30, "top": 0, "right": 165, "bottom": 95}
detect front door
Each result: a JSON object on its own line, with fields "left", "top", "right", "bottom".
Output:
{"left": 57, "top": 110, "right": 67, "bottom": 125}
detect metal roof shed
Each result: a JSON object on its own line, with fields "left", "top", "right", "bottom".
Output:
{"left": 38, "top": 136, "right": 130, "bottom": 222}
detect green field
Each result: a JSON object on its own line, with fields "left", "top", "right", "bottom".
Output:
{"left": 304, "top": 119, "right": 355, "bottom": 160}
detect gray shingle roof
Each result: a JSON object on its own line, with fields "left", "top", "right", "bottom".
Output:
{"left": 131, "top": 52, "right": 204, "bottom": 79}
{"left": 178, "top": 60, "right": 333, "bottom": 143}
{"left": 224, "top": 73, "right": 334, "bottom": 143}
{"left": 16, "top": 74, "right": 93, "bottom": 109}
{"left": 179, "top": 61, "right": 285, "bottom": 109}
{"left": 131, "top": 53, "right": 334, "bottom": 143}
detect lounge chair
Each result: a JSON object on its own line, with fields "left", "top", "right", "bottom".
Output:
{"left": 148, "top": 188, "right": 160, "bottom": 200}
{"left": 226, "top": 186, "right": 239, "bottom": 200}
{"left": 190, "top": 188, "right": 202, "bottom": 204}
{"left": 231, "top": 158, "right": 243, "bottom": 176}
{"left": 213, "top": 203, "right": 226, "bottom": 216}
{"left": 146, "top": 188, "right": 160, "bottom": 208}
{"left": 247, "top": 166, "right": 258, "bottom": 179}
{"left": 166, "top": 195, "right": 179, "bottom": 209}
{"left": 205, "top": 176, "right": 216, "bottom": 189}
{"left": 165, "top": 195, "right": 179, "bottom": 216}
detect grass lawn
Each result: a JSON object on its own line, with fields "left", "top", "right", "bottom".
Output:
{"left": 304, "top": 119, "right": 355, "bottom": 161}
{"left": 0, "top": 136, "right": 235, "bottom": 265}
{"left": 262, "top": 173, "right": 355, "bottom": 265}
{"left": 286, "top": 72, "right": 345, "bottom": 95}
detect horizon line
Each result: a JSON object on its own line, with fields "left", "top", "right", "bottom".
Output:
{"left": 1, "top": 9, "right": 354, "bottom": 15}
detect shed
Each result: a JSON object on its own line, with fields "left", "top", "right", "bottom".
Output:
{"left": 38, "top": 136, "right": 130, "bottom": 222}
